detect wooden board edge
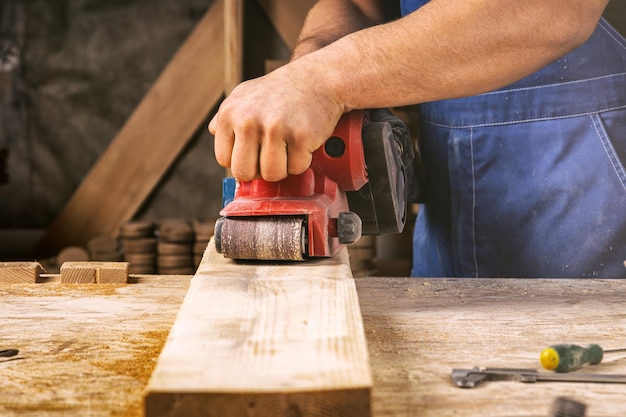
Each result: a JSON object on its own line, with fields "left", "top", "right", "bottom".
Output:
{"left": 145, "top": 389, "right": 371, "bottom": 417}
{"left": 145, "top": 237, "right": 373, "bottom": 417}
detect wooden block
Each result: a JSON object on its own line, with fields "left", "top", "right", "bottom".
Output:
{"left": 0, "top": 262, "right": 43, "bottom": 283}
{"left": 145, "top": 238, "right": 372, "bottom": 417}
{"left": 34, "top": 0, "right": 225, "bottom": 256}
{"left": 95, "top": 262, "right": 129, "bottom": 284}
{"left": 60, "top": 262, "right": 96, "bottom": 284}
{"left": 60, "top": 262, "right": 129, "bottom": 284}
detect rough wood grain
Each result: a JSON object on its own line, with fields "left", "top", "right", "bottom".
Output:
{"left": 96, "top": 262, "right": 129, "bottom": 283}
{"left": 60, "top": 261, "right": 129, "bottom": 284}
{"left": 357, "top": 278, "right": 626, "bottom": 417}
{"left": 60, "top": 262, "right": 96, "bottom": 283}
{"left": 145, "top": 239, "right": 373, "bottom": 417}
{"left": 35, "top": 0, "right": 225, "bottom": 256}
{"left": 0, "top": 262, "right": 42, "bottom": 283}
{"left": 0, "top": 275, "right": 191, "bottom": 417}
{"left": 1, "top": 276, "right": 626, "bottom": 416}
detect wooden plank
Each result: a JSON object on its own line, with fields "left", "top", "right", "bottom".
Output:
{"left": 35, "top": 0, "right": 226, "bottom": 256}
{"left": 255, "top": 0, "right": 315, "bottom": 50}
{"left": 224, "top": 0, "right": 243, "bottom": 95}
{"left": 145, "top": 239, "right": 372, "bottom": 417}
{"left": 2, "top": 277, "right": 626, "bottom": 415}
{"left": 0, "top": 262, "right": 42, "bottom": 283}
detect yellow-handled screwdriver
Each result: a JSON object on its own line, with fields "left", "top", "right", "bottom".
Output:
{"left": 540, "top": 344, "right": 626, "bottom": 372}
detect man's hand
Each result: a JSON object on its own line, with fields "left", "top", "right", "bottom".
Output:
{"left": 210, "top": 0, "right": 608, "bottom": 183}
{"left": 209, "top": 58, "right": 344, "bottom": 182}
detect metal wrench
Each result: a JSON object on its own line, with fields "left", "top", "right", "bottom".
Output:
{"left": 451, "top": 367, "right": 626, "bottom": 388}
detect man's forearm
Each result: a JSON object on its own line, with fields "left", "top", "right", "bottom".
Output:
{"left": 292, "top": 0, "right": 398, "bottom": 59}
{"left": 210, "top": 0, "right": 608, "bottom": 182}
{"left": 293, "top": 0, "right": 608, "bottom": 110}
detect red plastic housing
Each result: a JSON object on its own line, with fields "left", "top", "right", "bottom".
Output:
{"left": 220, "top": 110, "right": 369, "bottom": 258}
{"left": 310, "top": 109, "right": 368, "bottom": 191}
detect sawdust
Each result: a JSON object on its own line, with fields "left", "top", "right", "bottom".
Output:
{"left": 0, "top": 282, "right": 125, "bottom": 297}
{"left": 94, "top": 330, "right": 168, "bottom": 380}
{"left": 57, "top": 330, "right": 169, "bottom": 417}
{"left": 94, "top": 330, "right": 168, "bottom": 417}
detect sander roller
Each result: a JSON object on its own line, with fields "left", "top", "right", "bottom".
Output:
{"left": 215, "top": 109, "right": 412, "bottom": 261}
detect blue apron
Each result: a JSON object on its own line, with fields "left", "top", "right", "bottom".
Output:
{"left": 401, "top": 1, "right": 626, "bottom": 277}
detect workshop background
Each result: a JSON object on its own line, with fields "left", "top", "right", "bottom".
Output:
{"left": 0, "top": 1, "right": 625, "bottom": 268}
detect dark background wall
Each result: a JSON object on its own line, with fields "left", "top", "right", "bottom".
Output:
{"left": 605, "top": 1, "right": 626, "bottom": 35}
{"left": 0, "top": 1, "right": 624, "bottom": 257}
{"left": 0, "top": 0, "right": 289, "bottom": 231}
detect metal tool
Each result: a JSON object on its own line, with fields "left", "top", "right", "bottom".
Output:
{"left": 549, "top": 397, "right": 586, "bottom": 417}
{"left": 540, "top": 343, "right": 626, "bottom": 372}
{"left": 451, "top": 367, "right": 626, "bottom": 388}
{"left": 215, "top": 109, "right": 411, "bottom": 261}
{"left": 0, "top": 349, "right": 18, "bottom": 357}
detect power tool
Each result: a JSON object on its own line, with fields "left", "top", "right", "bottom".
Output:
{"left": 214, "top": 109, "right": 414, "bottom": 261}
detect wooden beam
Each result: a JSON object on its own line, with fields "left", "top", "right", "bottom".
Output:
{"left": 224, "top": 0, "right": 243, "bottom": 95}
{"left": 0, "top": 262, "right": 42, "bottom": 283}
{"left": 35, "top": 0, "right": 226, "bottom": 257}
{"left": 255, "top": 0, "right": 316, "bottom": 50}
{"left": 145, "top": 240, "right": 372, "bottom": 417}
{"left": 60, "top": 262, "right": 97, "bottom": 284}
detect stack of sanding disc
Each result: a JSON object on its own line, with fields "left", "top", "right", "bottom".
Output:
{"left": 119, "top": 221, "right": 157, "bottom": 274}
{"left": 157, "top": 219, "right": 195, "bottom": 275}
{"left": 87, "top": 235, "right": 122, "bottom": 262}
{"left": 192, "top": 219, "right": 214, "bottom": 267}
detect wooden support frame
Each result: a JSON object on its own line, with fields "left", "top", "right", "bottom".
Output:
{"left": 145, "top": 241, "right": 372, "bottom": 416}
{"left": 224, "top": 0, "right": 243, "bottom": 95}
{"left": 35, "top": 0, "right": 226, "bottom": 256}
{"left": 34, "top": 0, "right": 315, "bottom": 257}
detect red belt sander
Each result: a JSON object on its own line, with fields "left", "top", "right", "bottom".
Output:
{"left": 214, "top": 109, "right": 410, "bottom": 261}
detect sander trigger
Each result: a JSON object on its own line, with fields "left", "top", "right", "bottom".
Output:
{"left": 214, "top": 109, "right": 413, "bottom": 261}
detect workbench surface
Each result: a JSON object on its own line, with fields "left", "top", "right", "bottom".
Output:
{"left": 1, "top": 277, "right": 625, "bottom": 416}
